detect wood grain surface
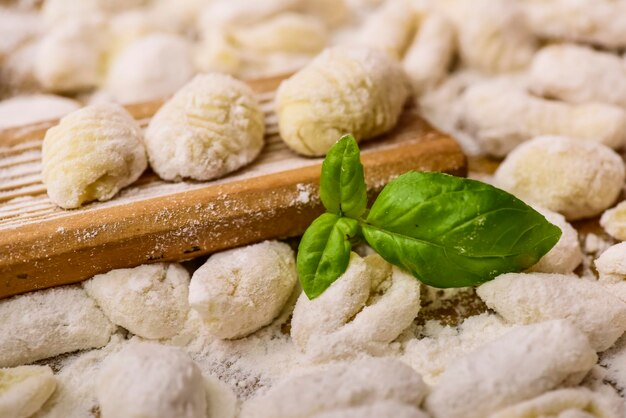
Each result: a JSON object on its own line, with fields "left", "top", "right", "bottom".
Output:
{"left": 0, "top": 75, "right": 467, "bottom": 299}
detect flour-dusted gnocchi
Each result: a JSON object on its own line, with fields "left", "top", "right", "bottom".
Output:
{"left": 97, "top": 342, "right": 207, "bottom": 418}
{"left": 35, "top": 16, "right": 109, "bottom": 93}
{"left": 229, "top": 13, "right": 328, "bottom": 54}
{"left": 488, "top": 388, "right": 624, "bottom": 418}
{"left": 595, "top": 242, "right": 626, "bottom": 304}
{"left": 194, "top": 30, "right": 243, "bottom": 74}
{"left": 0, "top": 94, "right": 80, "bottom": 129}
{"left": 357, "top": 0, "right": 418, "bottom": 59}
{"left": 145, "top": 73, "right": 264, "bottom": 181}
{"left": 42, "top": 103, "right": 147, "bottom": 209}
{"left": 477, "top": 272, "right": 626, "bottom": 351}
{"left": 522, "top": 0, "right": 626, "bottom": 50}
{"left": 188, "top": 241, "right": 297, "bottom": 339}
{"left": 276, "top": 46, "right": 409, "bottom": 156}
{"left": 424, "top": 320, "right": 598, "bottom": 418}
{"left": 83, "top": 263, "right": 190, "bottom": 340}
{"left": 601, "top": 201, "right": 626, "bottom": 241}
{"left": 312, "top": 402, "right": 429, "bottom": 418}
{"left": 528, "top": 206, "right": 582, "bottom": 274}
{"left": 0, "top": 365, "right": 56, "bottom": 418}
{"left": 530, "top": 44, "right": 626, "bottom": 109}
{"left": 461, "top": 79, "right": 626, "bottom": 156}
{"left": 240, "top": 358, "right": 428, "bottom": 418}
{"left": 0, "top": 286, "right": 114, "bottom": 367}
{"left": 291, "top": 254, "right": 420, "bottom": 361}
{"left": 494, "top": 136, "right": 625, "bottom": 220}
{"left": 403, "top": 13, "right": 456, "bottom": 95}
{"left": 105, "top": 33, "right": 194, "bottom": 104}
{"left": 438, "top": 0, "right": 537, "bottom": 73}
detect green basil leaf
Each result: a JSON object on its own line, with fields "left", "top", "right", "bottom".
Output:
{"left": 362, "top": 172, "right": 562, "bottom": 288}
{"left": 297, "top": 213, "right": 361, "bottom": 299}
{"left": 319, "top": 134, "right": 367, "bottom": 218}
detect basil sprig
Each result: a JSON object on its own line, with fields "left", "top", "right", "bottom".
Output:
{"left": 297, "top": 134, "right": 562, "bottom": 299}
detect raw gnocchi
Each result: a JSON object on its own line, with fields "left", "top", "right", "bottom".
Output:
{"left": 530, "top": 44, "right": 626, "bottom": 109}
{"left": 276, "top": 46, "right": 409, "bottom": 156}
{"left": 424, "top": 320, "right": 598, "bottom": 418}
{"left": 0, "top": 286, "right": 114, "bottom": 368}
{"left": 0, "top": 94, "right": 80, "bottom": 130}
{"left": 105, "top": 33, "right": 194, "bottom": 104}
{"left": 595, "top": 242, "right": 626, "bottom": 304}
{"left": 477, "top": 272, "right": 626, "bottom": 351}
{"left": 494, "top": 136, "right": 625, "bottom": 220}
{"left": 188, "top": 241, "right": 297, "bottom": 339}
{"left": 527, "top": 206, "right": 582, "bottom": 274}
{"left": 83, "top": 263, "right": 190, "bottom": 340}
{"left": 97, "top": 342, "right": 207, "bottom": 418}
{"left": 357, "top": 0, "right": 418, "bottom": 59}
{"left": 601, "top": 201, "right": 626, "bottom": 241}
{"left": 240, "top": 358, "right": 428, "bottom": 418}
{"left": 291, "top": 254, "right": 420, "bottom": 361}
{"left": 144, "top": 73, "right": 265, "bottom": 181}
{"left": 461, "top": 79, "right": 626, "bottom": 156}
{"left": 42, "top": 103, "right": 147, "bottom": 209}
{"left": 0, "top": 365, "right": 56, "bottom": 418}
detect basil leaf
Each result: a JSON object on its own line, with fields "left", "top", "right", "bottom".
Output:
{"left": 362, "top": 172, "right": 562, "bottom": 288}
{"left": 297, "top": 213, "right": 361, "bottom": 299}
{"left": 320, "top": 134, "right": 367, "bottom": 218}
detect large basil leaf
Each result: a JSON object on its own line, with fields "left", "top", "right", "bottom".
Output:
{"left": 297, "top": 213, "right": 361, "bottom": 299}
{"left": 319, "top": 134, "right": 367, "bottom": 218}
{"left": 362, "top": 172, "right": 562, "bottom": 287}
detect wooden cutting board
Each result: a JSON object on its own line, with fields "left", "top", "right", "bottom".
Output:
{"left": 0, "top": 74, "right": 467, "bottom": 299}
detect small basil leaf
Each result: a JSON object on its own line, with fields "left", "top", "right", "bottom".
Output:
{"left": 320, "top": 134, "right": 367, "bottom": 218}
{"left": 297, "top": 213, "right": 361, "bottom": 299}
{"left": 362, "top": 172, "right": 562, "bottom": 288}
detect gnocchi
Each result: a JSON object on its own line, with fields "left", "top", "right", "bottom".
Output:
{"left": 527, "top": 206, "right": 582, "bottom": 274}
{"left": 600, "top": 201, "right": 626, "bottom": 241}
{"left": 477, "top": 272, "right": 626, "bottom": 351}
{"left": 240, "top": 358, "right": 428, "bottom": 418}
{"left": 188, "top": 241, "right": 297, "bottom": 339}
{"left": 494, "top": 136, "right": 625, "bottom": 220}
{"left": 403, "top": 13, "right": 456, "bottom": 95}
{"left": 42, "top": 103, "right": 147, "bottom": 209}
{"left": 291, "top": 254, "right": 420, "bottom": 361}
{"left": 97, "top": 342, "right": 207, "bottom": 418}
{"left": 357, "top": 0, "right": 418, "bottom": 59}
{"left": 0, "top": 94, "right": 80, "bottom": 130}
{"left": 530, "top": 44, "right": 626, "bottom": 109}
{"left": 0, "top": 286, "right": 114, "bottom": 367}
{"left": 276, "top": 46, "right": 410, "bottom": 156}
{"left": 83, "top": 263, "right": 190, "bottom": 340}
{"left": 145, "top": 73, "right": 265, "bottom": 181}
{"left": 424, "top": 320, "right": 598, "bottom": 418}
{"left": 461, "top": 79, "right": 626, "bottom": 156}
{"left": 0, "top": 365, "right": 56, "bottom": 418}
{"left": 595, "top": 242, "right": 626, "bottom": 304}
{"left": 105, "top": 33, "right": 194, "bottom": 104}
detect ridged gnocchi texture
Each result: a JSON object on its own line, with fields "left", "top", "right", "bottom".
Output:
{"left": 461, "top": 79, "right": 626, "bottom": 156}
{"left": 403, "top": 13, "right": 456, "bottom": 95}
{"left": 35, "top": 16, "right": 109, "bottom": 92}
{"left": 240, "top": 358, "right": 428, "bottom": 418}
{"left": 477, "top": 272, "right": 626, "bottom": 351}
{"left": 494, "top": 136, "right": 625, "bottom": 220}
{"left": 105, "top": 33, "right": 194, "bottom": 104}
{"left": 424, "top": 320, "right": 597, "bottom": 418}
{"left": 439, "top": 0, "right": 537, "bottom": 73}
{"left": 228, "top": 13, "right": 328, "bottom": 54}
{"left": 188, "top": 241, "right": 297, "bottom": 339}
{"left": 145, "top": 73, "right": 265, "bottom": 181}
{"left": 528, "top": 206, "right": 582, "bottom": 274}
{"left": 522, "top": 0, "right": 626, "bottom": 50}
{"left": 83, "top": 263, "right": 190, "bottom": 340}
{"left": 0, "top": 365, "right": 56, "bottom": 418}
{"left": 0, "top": 286, "right": 114, "bottom": 367}
{"left": 530, "top": 44, "right": 626, "bottom": 108}
{"left": 291, "top": 254, "right": 420, "bottom": 361}
{"left": 276, "top": 46, "right": 410, "bottom": 156}
{"left": 488, "top": 388, "right": 624, "bottom": 418}
{"left": 42, "top": 103, "right": 147, "bottom": 209}
{"left": 97, "top": 342, "right": 207, "bottom": 418}
{"left": 357, "top": 0, "right": 418, "bottom": 59}
{"left": 601, "top": 201, "right": 626, "bottom": 241}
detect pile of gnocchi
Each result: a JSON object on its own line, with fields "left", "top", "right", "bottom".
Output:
{"left": 3, "top": 0, "right": 626, "bottom": 417}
